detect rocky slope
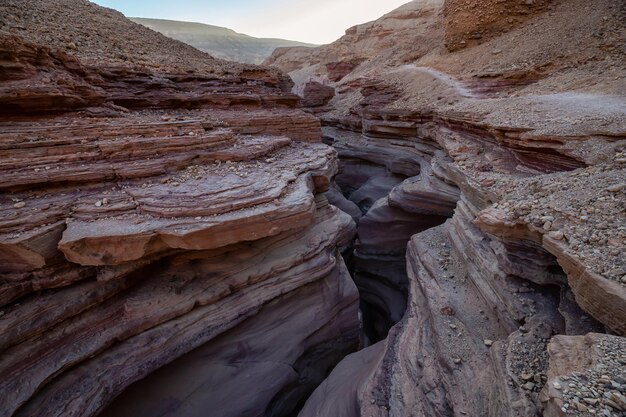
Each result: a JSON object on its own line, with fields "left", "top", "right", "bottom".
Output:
{"left": 0, "top": 1, "right": 359, "bottom": 416}
{"left": 268, "top": 0, "right": 626, "bottom": 416}
{"left": 131, "top": 18, "right": 316, "bottom": 65}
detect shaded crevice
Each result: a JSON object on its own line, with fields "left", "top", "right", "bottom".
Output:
{"left": 330, "top": 145, "right": 456, "bottom": 344}
{"left": 264, "top": 331, "right": 359, "bottom": 417}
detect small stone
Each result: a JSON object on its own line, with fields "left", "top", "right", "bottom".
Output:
{"left": 609, "top": 392, "right": 626, "bottom": 409}
{"left": 584, "top": 398, "right": 599, "bottom": 405}
{"left": 576, "top": 402, "right": 588, "bottom": 412}
{"left": 453, "top": 358, "right": 462, "bottom": 364}
{"left": 553, "top": 381, "right": 562, "bottom": 390}
{"left": 102, "top": 198, "right": 109, "bottom": 205}
{"left": 521, "top": 373, "right": 533, "bottom": 381}
{"left": 13, "top": 201, "right": 26, "bottom": 209}
{"left": 484, "top": 339, "right": 493, "bottom": 347}
{"left": 523, "top": 382, "right": 535, "bottom": 391}
{"left": 548, "top": 230, "right": 564, "bottom": 240}
{"left": 604, "top": 398, "right": 621, "bottom": 410}
{"left": 606, "top": 183, "right": 625, "bottom": 193}
{"left": 67, "top": 42, "right": 77, "bottom": 50}
{"left": 95, "top": 200, "right": 102, "bottom": 207}
{"left": 481, "top": 178, "right": 495, "bottom": 187}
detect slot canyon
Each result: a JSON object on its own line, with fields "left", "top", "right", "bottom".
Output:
{"left": 0, "top": 1, "right": 624, "bottom": 417}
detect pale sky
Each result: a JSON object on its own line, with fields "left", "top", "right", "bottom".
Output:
{"left": 91, "top": 0, "right": 411, "bottom": 44}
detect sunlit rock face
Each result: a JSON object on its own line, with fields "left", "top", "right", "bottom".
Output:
{"left": 268, "top": 0, "right": 626, "bottom": 416}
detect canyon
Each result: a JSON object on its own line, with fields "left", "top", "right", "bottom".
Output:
{"left": 0, "top": 1, "right": 625, "bottom": 417}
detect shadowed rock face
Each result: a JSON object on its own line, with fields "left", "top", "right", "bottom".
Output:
{"left": 99, "top": 248, "right": 359, "bottom": 417}
{"left": 325, "top": 127, "right": 459, "bottom": 344}
{"left": 268, "top": 1, "right": 625, "bottom": 416}
{"left": 0, "top": 1, "right": 360, "bottom": 417}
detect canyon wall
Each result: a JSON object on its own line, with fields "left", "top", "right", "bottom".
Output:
{"left": 268, "top": 0, "right": 626, "bottom": 416}
{"left": 0, "top": 1, "right": 360, "bottom": 416}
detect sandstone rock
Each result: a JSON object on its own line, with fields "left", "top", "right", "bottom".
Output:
{"left": 0, "top": 2, "right": 357, "bottom": 416}
{"left": 3, "top": 0, "right": 626, "bottom": 416}
{"left": 301, "top": 81, "right": 335, "bottom": 107}
{"left": 277, "top": 2, "right": 626, "bottom": 416}
{"left": 444, "top": 0, "right": 554, "bottom": 51}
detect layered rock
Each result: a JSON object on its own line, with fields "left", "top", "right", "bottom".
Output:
{"left": 0, "top": 1, "right": 359, "bottom": 416}
{"left": 324, "top": 127, "right": 459, "bottom": 343}
{"left": 443, "top": 0, "right": 555, "bottom": 51}
{"left": 268, "top": 0, "right": 626, "bottom": 416}
{"left": 2, "top": 0, "right": 626, "bottom": 416}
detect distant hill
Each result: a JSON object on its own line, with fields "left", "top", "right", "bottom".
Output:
{"left": 131, "top": 18, "right": 317, "bottom": 65}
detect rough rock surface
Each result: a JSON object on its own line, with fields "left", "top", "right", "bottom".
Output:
{"left": 301, "top": 81, "right": 335, "bottom": 108}
{"left": 540, "top": 333, "right": 626, "bottom": 417}
{"left": 0, "top": 1, "right": 359, "bottom": 417}
{"left": 268, "top": 0, "right": 626, "bottom": 416}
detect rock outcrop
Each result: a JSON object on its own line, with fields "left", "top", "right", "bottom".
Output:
{"left": 0, "top": 1, "right": 359, "bottom": 416}
{"left": 443, "top": 0, "right": 555, "bottom": 51}
{"left": 268, "top": 0, "right": 626, "bottom": 416}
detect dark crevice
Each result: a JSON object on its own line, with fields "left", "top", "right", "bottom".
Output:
{"left": 264, "top": 332, "right": 359, "bottom": 417}
{"left": 330, "top": 145, "right": 455, "bottom": 344}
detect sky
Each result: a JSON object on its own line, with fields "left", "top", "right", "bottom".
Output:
{"left": 91, "top": 0, "right": 411, "bottom": 44}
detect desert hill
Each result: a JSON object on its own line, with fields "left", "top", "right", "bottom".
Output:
{"left": 132, "top": 17, "right": 317, "bottom": 64}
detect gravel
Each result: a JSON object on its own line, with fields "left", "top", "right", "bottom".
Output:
{"left": 554, "top": 335, "right": 626, "bottom": 416}
{"left": 496, "top": 152, "right": 626, "bottom": 284}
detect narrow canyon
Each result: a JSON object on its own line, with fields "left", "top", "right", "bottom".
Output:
{"left": 0, "top": 1, "right": 624, "bottom": 417}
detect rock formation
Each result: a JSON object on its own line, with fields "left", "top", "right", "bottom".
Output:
{"left": 268, "top": 0, "right": 626, "bottom": 416}
{"left": 0, "top": 1, "right": 359, "bottom": 416}
{"left": 1, "top": 0, "right": 625, "bottom": 416}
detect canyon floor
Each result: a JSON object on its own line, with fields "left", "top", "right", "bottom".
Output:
{"left": 0, "top": 1, "right": 625, "bottom": 417}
